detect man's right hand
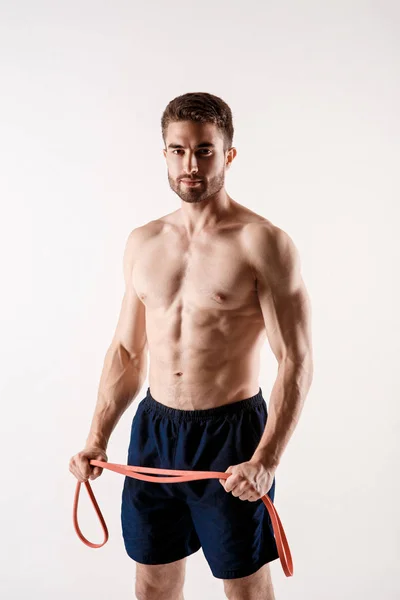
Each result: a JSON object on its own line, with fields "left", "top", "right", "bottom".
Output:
{"left": 69, "top": 447, "right": 108, "bottom": 483}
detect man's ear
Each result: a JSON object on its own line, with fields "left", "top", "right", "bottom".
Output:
{"left": 226, "top": 147, "right": 237, "bottom": 168}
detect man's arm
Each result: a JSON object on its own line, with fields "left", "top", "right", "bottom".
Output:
{"left": 247, "top": 224, "right": 314, "bottom": 469}
{"left": 84, "top": 227, "right": 148, "bottom": 451}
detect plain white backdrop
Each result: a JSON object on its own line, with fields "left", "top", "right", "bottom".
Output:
{"left": 0, "top": 1, "right": 399, "bottom": 598}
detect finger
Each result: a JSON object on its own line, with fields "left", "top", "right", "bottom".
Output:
{"left": 90, "top": 466, "right": 102, "bottom": 479}
{"left": 247, "top": 493, "right": 261, "bottom": 502}
{"left": 239, "top": 491, "right": 253, "bottom": 501}
{"left": 224, "top": 475, "right": 240, "bottom": 493}
{"left": 76, "top": 470, "right": 89, "bottom": 482}
{"left": 76, "top": 461, "right": 91, "bottom": 482}
{"left": 70, "top": 466, "right": 88, "bottom": 482}
{"left": 222, "top": 467, "right": 234, "bottom": 490}
{"left": 232, "top": 482, "right": 250, "bottom": 498}
{"left": 69, "top": 460, "right": 87, "bottom": 482}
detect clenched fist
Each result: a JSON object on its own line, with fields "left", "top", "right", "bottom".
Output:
{"left": 69, "top": 447, "right": 108, "bottom": 483}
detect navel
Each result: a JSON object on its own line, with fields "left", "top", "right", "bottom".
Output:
{"left": 213, "top": 293, "right": 226, "bottom": 302}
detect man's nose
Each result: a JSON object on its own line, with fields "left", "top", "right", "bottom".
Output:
{"left": 183, "top": 153, "right": 199, "bottom": 174}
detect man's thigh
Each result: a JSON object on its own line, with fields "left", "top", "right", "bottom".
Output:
{"left": 223, "top": 563, "right": 275, "bottom": 600}
{"left": 135, "top": 557, "right": 187, "bottom": 597}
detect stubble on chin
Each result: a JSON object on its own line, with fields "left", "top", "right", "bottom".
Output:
{"left": 168, "top": 176, "right": 206, "bottom": 203}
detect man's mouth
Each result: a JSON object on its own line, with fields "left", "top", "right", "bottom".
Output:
{"left": 181, "top": 179, "right": 202, "bottom": 186}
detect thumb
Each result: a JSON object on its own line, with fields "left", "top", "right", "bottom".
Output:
{"left": 90, "top": 466, "right": 101, "bottom": 479}
{"left": 219, "top": 466, "right": 233, "bottom": 488}
{"left": 89, "top": 455, "right": 107, "bottom": 480}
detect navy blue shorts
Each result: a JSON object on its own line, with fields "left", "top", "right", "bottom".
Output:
{"left": 120, "top": 387, "right": 279, "bottom": 579}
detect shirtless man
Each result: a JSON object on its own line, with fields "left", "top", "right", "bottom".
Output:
{"left": 69, "top": 92, "right": 313, "bottom": 600}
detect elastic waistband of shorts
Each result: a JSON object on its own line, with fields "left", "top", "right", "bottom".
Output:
{"left": 140, "top": 387, "right": 266, "bottom": 422}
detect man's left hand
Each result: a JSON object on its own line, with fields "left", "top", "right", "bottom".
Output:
{"left": 219, "top": 458, "right": 276, "bottom": 502}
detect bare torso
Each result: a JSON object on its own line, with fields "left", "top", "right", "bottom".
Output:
{"left": 132, "top": 201, "right": 274, "bottom": 410}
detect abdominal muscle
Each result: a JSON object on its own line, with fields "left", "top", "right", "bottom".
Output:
{"left": 147, "top": 310, "right": 267, "bottom": 410}
{"left": 135, "top": 210, "right": 270, "bottom": 410}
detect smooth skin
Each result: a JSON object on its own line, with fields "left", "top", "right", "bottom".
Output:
{"left": 69, "top": 120, "right": 313, "bottom": 599}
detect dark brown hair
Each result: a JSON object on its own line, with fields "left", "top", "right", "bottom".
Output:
{"left": 161, "top": 92, "right": 234, "bottom": 152}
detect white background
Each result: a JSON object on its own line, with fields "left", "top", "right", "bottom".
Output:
{"left": 0, "top": 1, "right": 399, "bottom": 598}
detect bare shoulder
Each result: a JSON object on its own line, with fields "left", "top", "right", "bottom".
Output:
{"left": 123, "top": 209, "right": 184, "bottom": 263}
{"left": 243, "top": 220, "right": 302, "bottom": 291}
{"left": 124, "top": 218, "right": 166, "bottom": 250}
{"left": 244, "top": 219, "right": 298, "bottom": 257}
{"left": 121, "top": 221, "right": 163, "bottom": 282}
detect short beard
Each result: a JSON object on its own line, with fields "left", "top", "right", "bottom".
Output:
{"left": 168, "top": 170, "right": 225, "bottom": 204}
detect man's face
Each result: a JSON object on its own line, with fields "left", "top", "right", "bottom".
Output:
{"left": 163, "top": 121, "right": 232, "bottom": 204}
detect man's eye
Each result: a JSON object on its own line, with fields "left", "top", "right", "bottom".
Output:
{"left": 172, "top": 149, "right": 211, "bottom": 155}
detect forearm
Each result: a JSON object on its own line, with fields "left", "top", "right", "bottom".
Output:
{"left": 85, "top": 343, "right": 147, "bottom": 451}
{"left": 252, "top": 356, "right": 313, "bottom": 469}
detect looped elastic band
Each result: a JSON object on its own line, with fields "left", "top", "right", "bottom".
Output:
{"left": 73, "top": 459, "right": 293, "bottom": 577}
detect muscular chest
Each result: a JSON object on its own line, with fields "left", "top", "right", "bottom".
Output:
{"left": 132, "top": 231, "right": 257, "bottom": 311}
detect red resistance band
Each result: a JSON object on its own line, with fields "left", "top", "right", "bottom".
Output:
{"left": 73, "top": 459, "right": 294, "bottom": 577}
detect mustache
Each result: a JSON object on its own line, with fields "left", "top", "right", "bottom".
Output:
{"left": 179, "top": 177, "right": 203, "bottom": 182}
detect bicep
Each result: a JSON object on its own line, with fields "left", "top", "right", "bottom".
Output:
{"left": 111, "top": 230, "right": 148, "bottom": 358}
{"left": 112, "top": 287, "right": 147, "bottom": 358}
{"left": 252, "top": 226, "right": 313, "bottom": 366}
{"left": 257, "top": 273, "right": 312, "bottom": 366}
